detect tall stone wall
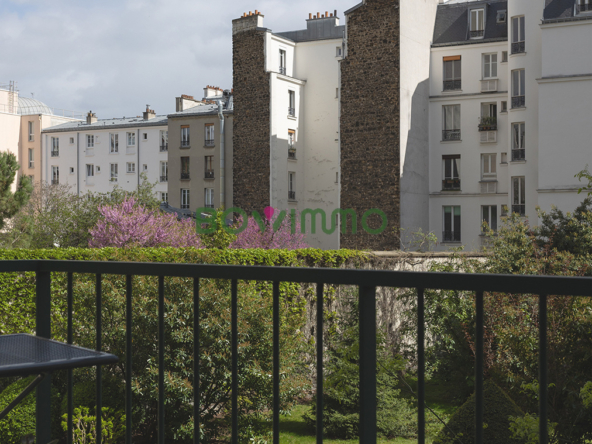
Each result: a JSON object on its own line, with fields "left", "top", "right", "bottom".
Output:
{"left": 340, "top": 0, "right": 401, "bottom": 250}
{"left": 232, "top": 15, "right": 271, "bottom": 213}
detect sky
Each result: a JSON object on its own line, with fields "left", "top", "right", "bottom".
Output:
{"left": 0, "top": 0, "right": 348, "bottom": 119}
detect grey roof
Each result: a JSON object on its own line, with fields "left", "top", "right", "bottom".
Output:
{"left": 344, "top": 2, "right": 363, "bottom": 15}
{"left": 433, "top": 0, "right": 508, "bottom": 47}
{"left": 159, "top": 202, "right": 195, "bottom": 220}
{"left": 42, "top": 115, "right": 168, "bottom": 133}
{"left": 275, "top": 17, "right": 344, "bottom": 42}
{"left": 18, "top": 97, "right": 53, "bottom": 115}
{"left": 542, "top": 0, "right": 592, "bottom": 22}
{"left": 168, "top": 95, "right": 233, "bottom": 118}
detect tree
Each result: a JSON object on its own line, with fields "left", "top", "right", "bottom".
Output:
{"left": 0, "top": 151, "right": 32, "bottom": 229}
{"left": 229, "top": 210, "right": 308, "bottom": 249}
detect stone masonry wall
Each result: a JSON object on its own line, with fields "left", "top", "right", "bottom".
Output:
{"left": 232, "top": 16, "right": 271, "bottom": 214}
{"left": 340, "top": 0, "right": 401, "bottom": 250}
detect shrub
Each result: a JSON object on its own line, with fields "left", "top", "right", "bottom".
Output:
{"left": 0, "top": 377, "right": 36, "bottom": 444}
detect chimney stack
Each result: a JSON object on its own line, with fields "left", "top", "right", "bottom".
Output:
{"left": 86, "top": 111, "right": 97, "bottom": 124}
{"left": 233, "top": 10, "right": 264, "bottom": 34}
{"left": 143, "top": 105, "right": 156, "bottom": 120}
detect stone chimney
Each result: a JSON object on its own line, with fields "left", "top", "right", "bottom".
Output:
{"left": 203, "top": 85, "right": 224, "bottom": 99}
{"left": 175, "top": 94, "right": 201, "bottom": 112}
{"left": 232, "top": 10, "right": 264, "bottom": 35}
{"left": 86, "top": 111, "right": 97, "bottom": 124}
{"left": 143, "top": 105, "right": 156, "bottom": 120}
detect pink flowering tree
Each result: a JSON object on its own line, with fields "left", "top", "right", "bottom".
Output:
{"left": 89, "top": 197, "right": 201, "bottom": 248}
{"left": 229, "top": 208, "right": 308, "bottom": 249}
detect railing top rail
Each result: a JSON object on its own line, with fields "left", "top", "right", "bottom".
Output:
{"left": 1, "top": 260, "right": 590, "bottom": 296}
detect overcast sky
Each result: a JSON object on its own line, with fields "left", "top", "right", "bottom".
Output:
{"left": 0, "top": 0, "right": 347, "bottom": 119}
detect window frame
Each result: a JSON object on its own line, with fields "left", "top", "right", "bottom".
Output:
{"left": 126, "top": 132, "right": 136, "bottom": 147}
{"left": 181, "top": 126, "right": 190, "bottom": 147}
{"left": 470, "top": 9, "right": 485, "bottom": 38}
{"left": 86, "top": 164, "right": 94, "bottom": 177}
{"left": 28, "top": 121, "right": 34, "bottom": 142}
{"left": 288, "top": 91, "right": 296, "bottom": 116}
{"left": 443, "top": 56, "right": 462, "bottom": 91}
{"left": 86, "top": 134, "right": 94, "bottom": 148}
{"left": 481, "top": 153, "right": 497, "bottom": 179}
{"left": 110, "top": 133, "right": 119, "bottom": 153}
{"left": 181, "top": 189, "right": 190, "bottom": 210}
{"left": 442, "top": 155, "right": 461, "bottom": 190}
{"left": 205, "top": 123, "right": 215, "bottom": 144}
{"left": 512, "top": 176, "right": 526, "bottom": 214}
{"left": 51, "top": 166, "right": 59, "bottom": 184}
{"left": 160, "top": 161, "right": 168, "bottom": 182}
{"left": 512, "top": 16, "right": 525, "bottom": 43}
{"left": 161, "top": 192, "right": 168, "bottom": 203}
{"left": 482, "top": 53, "right": 498, "bottom": 79}
{"left": 442, "top": 104, "right": 461, "bottom": 140}
{"left": 442, "top": 206, "right": 461, "bottom": 242}
{"left": 110, "top": 163, "right": 118, "bottom": 182}
{"left": 481, "top": 205, "right": 498, "bottom": 232}
{"left": 28, "top": 148, "right": 34, "bottom": 168}
{"left": 204, "top": 188, "right": 214, "bottom": 208}
{"left": 279, "top": 49, "right": 286, "bottom": 74}
{"left": 126, "top": 162, "right": 136, "bottom": 174}
{"left": 181, "top": 156, "right": 190, "bottom": 179}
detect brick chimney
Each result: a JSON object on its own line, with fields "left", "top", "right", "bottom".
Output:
{"left": 86, "top": 111, "right": 97, "bottom": 124}
{"left": 232, "top": 10, "right": 264, "bottom": 35}
{"left": 203, "top": 85, "right": 225, "bottom": 99}
{"left": 175, "top": 94, "right": 201, "bottom": 112}
{"left": 143, "top": 105, "right": 156, "bottom": 120}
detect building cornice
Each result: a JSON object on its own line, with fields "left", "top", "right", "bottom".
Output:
{"left": 537, "top": 74, "right": 592, "bottom": 84}
{"left": 42, "top": 120, "right": 168, "bottom": 134}
{"left": 430, "top": 91, "right": 508, "bottom": 101}
{"left": 275, "top": 73, "right": 307, "bottom": 86}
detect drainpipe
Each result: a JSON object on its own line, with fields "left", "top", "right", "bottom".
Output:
{"left": 137, "top": 129, "right": 140, "bottom": 190}
{"left": 217, "top": 101, "right": 225, "bottom": 209}
{"left": 76, "top": 133, "right": 80, "bottom": 196}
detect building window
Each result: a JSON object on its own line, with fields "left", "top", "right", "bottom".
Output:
{"left": 181, "top": 126, "right": 190, "bottom": 147}
{"left": 288, "top": 91, "right": 296, "bottom": 117}
{"left": 511, "top": 69, "right": 526, "bottom": 108}
{"left": 480, "top": 103, "right": 497, "bottom": 130}
{"left": 578, "top": 0, "right": 592, "bottom": 13}
{"left": 160, "top": 161, "right": 168, "bottom": 182}
{"left": 205, "top": 156, "right": 214, "bottom": 179}
{"left": 483, "top": 53, "right": 497, "bottom": 79}
{"left": 143, "top": 133, "right": 147, "bottom": 140}
{"left": 511, "top": 16, "right": 525, "bottom": 54}
{"left": 161, "top": 192, "right": 168, "bottom": 203}
{"left": 126, "top": 162, "right": 136, "bottom": 173}
{"left": 127, "top": 132, "right": 136, "bottom": 146}
{"left": 204, "top": 188, "right": 214, "bottom": 208}
{"left": 443, "top": 206, "right": 461, "bottom": 242}
{"left": 51, "top": 166, "right": 59, "bottom": 185}
{"left": 205, "top": 124, "right": 215, "bottom": 146}
{"left": 87, "top": 135, "right": 94, "bottom": 148}
{"left": 497, "top": 10, "right": 507, "bottom": 23}
{"left": 143, "top": 164, "right": 148, "bottom": 172}
{"left": 181, "top": 157, "right": 190, "bottom": 180}
{"left": 442, "top": 105, "right": 461, "bottom": 141}
{"left": 28, "top": 121, "right": 34, "bottom": 142}
{"left": 279, "top": 49, "right": 287, "bottom": 75}
{"left": 443, "top": 56, "right": 461, "bottom": 91}
{"left": 482, "top": 205, "right": 498, "bottom": 232}
{"left": 29, "top": 175, "right": 34, "bottom": 182}
{"left": 110, "top": 133, "right": 119, "bottom": 153}
{"left": 181, "top": 189, "right": 190, "bottom": 210}
{"left": 470, "top": 9, "right": 485, "bottom": 38}
{"left": 501, "top": 51, "right": 508, "bottom": 63}
{"left": 70, "top": 167, "right": 74, "bottom": 174}
{"left": 442, "top": 155, "right": 461, "bottom": 190}
{"left": 336, "top": 46, "right": 342, "bottom": 57}
{"left": 110, "top": 163, "right": 118, "bottom": 182}
{"left": 86, "top": 164, "right": 94, "bottom": 177}
{"left": 160, "top": 130, "right": 168, "bottom": 151}
{"left": 512, "top": 123, "right": 526, "bottom": 161}
{"left": 69, "top": 137, "right": 74, "bottom": 144}
{"left": 501, "top": 101, "right": 508, "bottom": 112}
{"left": 288, "top": 130, "right": 296, "bottom": 159}
{"left": 288, "top": 172, "right": 296, "bottom": 201}
{"left": 512, "top": 177, "right": 526, "bottom": 216}
{"left": 481, "top": 154, "right": 497, "bottom": 179}
{"left": 28, "top": 149, "right": 34, "bottom": 168}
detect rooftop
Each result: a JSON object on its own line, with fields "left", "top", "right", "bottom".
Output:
{"left": 42, "top": 115, "right": 168, "bottom": 133}
{"left": 274, "top": 11, "right": 344, "bottom": 42}
{"left": 17, "top": 97, "right": 54, "bottom": 116}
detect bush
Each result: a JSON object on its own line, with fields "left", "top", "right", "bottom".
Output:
{"left": 0, "top": 377, "right": 36, "bottom": 444}
{"left": 434, "top": 380, "right": 525, "bottom": 444}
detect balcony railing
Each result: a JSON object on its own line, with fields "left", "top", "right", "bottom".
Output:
{"left": 181, "top": 172, "right": 190, "bottom": 180}
{"left": 205, "top": 203, "right": 214, "bottom": 209}
{"left": 160, "top": 144, "right": 168, "bottom": 152}
{"left": 442, "top": 178, "right": 461, "bottom": 190}
{"left": 51, "top": 179, "right": 59, "bottom": 185}
{"left": 288, "top": 148, "right": 296, "bottom": 159}
{"left": 512, "top": 41, "right": 525, "bottom": 54}
{"left": 577, "top": 2, "right": 592, "bottom": 12}
{"left": 288, "top": 190, "right": 296, "bottom": 201}
{"left": 205, "top": 170, "right": 215, "bottom": 179}
{"left": 180, "top": 204, "right": 190, "bottom": 209}
{"left": 279, "top": 66, "right": 287, "bottom": 75}
{"left": 512, "top": 204, "right": 526, "bottom": 216}
{"left": 443, "top": 80, "right": 462, "bottom": 91}
{"left": 4, "top": 260, "right": 590, "bottom": 444}
{"left": 512, "top": 149, "right": 526, "bottom": 161}
{"left": 51, "top": 150, "right": 59, "bottom": 157}
{"left": 512, "top": 96, "right": 526, "bottom": 109}
{"left": 478, "top": 117, "right": 497, "bottom": 132}
{"left": 288, "top": 107, "right": 295, "bottom": 117}
{"left": 181, "top": 140, "right": 190, "bottom": 148}
{"left": 442, "top": 230, "right": 461, "bottom": 242}
{"left": 469, "top": 29, "right": 484, "bottom": 38}
{"left": 160, "top": 175, "right": 168, "bottom": 183}
{"left": 442, "top": 129, "right": 461, "bottom": 141}
{"left": 205, "top": 139, "right": 215, "bottom": 147}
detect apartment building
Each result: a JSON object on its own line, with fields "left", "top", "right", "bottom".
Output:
{"left": 41, "top": 107, "right": 168, "bottom": 199}
{"left": 167, "top": 88, "right": 233, "bottom": 211}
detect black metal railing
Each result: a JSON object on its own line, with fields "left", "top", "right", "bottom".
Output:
{"left": 442, "top": 230, "right": 461, "bottom": 242}
{"left": 288, "top": 107, "right": 295, "bottom": 117}
{"left": 443, "top": 80, "right": 462, "bottom": 91}
{"left": 181, "top": 140, "right": 190, "bottom": 148}
{"left": 205, "top": 170, "right": 215, "bottom": 179}
{"left": 51, "top": 179, "right": 59, "bottom": 185}
{"left": 442, "top": 129, "right": 461, "bottom": 141}
{"left": 470, "top": 30, "right": 484, "bottom": 38}
{"left": 512, "top": 95, "right": 526, "bottom": 109}
{"left": 160, "top": 175, "right": 168, "bottom": 183}
{"left": 181, "top": 172, "right": 190, "bottom": 180}
{"left": 512, "top": 204, "right": 526, "bottom": 216}
{"left": 160, "top": 144, "right": 168, "bottom": 152}
{"left": 288, "top": 148, "right": 296, "bottom": 159}
{"left": 180, "top": 204, "right": 190, "bottom": 210}
{"left": 205, "top": 204, "right": 214, "bottom": 209}
{"left": 512, "top": 149, "right": 526, "bottom": 161}
{"left": 205, "top": 139, "right": 215, "bottom": 147}
{"left": 279, "top": 66, "right": 287, "bottom": 75}
{"left": 442, "top": 178, "right": 461, "bottom": 190}
{"left": 512, "top": 41, "right": 525, "bottom": 54}
{"left": 478, "top": 117, "right": 497, "bottom": 131}
{"left": 577, "top": 2, "right": 592, "bottom": 12}
{"left": 51, "top": 150, "right": 59, "bottom": 157}
{"left": 2, "top": 259, "right": 587, "bottom": 444}
{"left": 288, "top": 191, "right": 296, "bottom": 201}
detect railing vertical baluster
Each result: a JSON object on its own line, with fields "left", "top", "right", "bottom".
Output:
{"left": 36, "top": 270, "right": 52, "bottom": 444}
{"left": 417, "top": 288, "right": 425, "bottom": 444}
{"left": 194, "top": 278, "right": 200, "bottom": 444}
{"left": 96, "top": 274, "right": 102, "bottom": 444}
{"left": 67, "top": 273, "right": 73, "bottom": 444}
{"left": 475, "top": 291, "right": 484, "bottom": 444}
{"left": 273, "top": 281, "right": 280, "bottom": 444}
{"left": 539, "top": 294, "right": 548, "bottom": 444}
{"left": 126, "top": 275, "right": 133, "bottom": 444}
{"left": 231, "top": 279, "right": 238, "bottom": 444}
{"left": 316, "top": 283, "right": 324, "bottom": 444}
{"left": 359, "top": 285, "right": 377, "bottom": 444}
{"left": 158, "top": 276, "right": 165, "bottom": 444}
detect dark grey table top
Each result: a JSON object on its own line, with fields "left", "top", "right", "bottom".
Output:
{"left": 0, "top": 334, "right": 118, "bottom": 377}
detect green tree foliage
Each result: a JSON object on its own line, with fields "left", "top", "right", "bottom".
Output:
{"left": 61, "top": 407, "right": 125, "bottom": 444}
{"left": 0, "top": 151, "right": 32, "bottom": 229}
{"left": 0, "top": 377, "right": 36, "bottom": 444}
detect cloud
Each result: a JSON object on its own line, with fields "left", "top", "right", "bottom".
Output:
{"left": 0, "top": 0, "right": 350, "bottom": 119}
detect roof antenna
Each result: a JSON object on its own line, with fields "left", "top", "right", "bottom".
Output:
{"left": 31, "top": 93, "right": 34, "bottom": 98}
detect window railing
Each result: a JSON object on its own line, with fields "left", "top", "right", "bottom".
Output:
{"left": 443, "top": 80, "right": 462, "bottom": 91}
{"left": 512, "top": 149, "right": 526, "bottom": 161}
{"left": 51, "top": 179, "right": 59, "bottom": 185}
{"left": 512, "top": 41, "right": 525, "bottom": 54}
{"left": 478, "top": 117, "right": 497, "bottom": 131}
{"left": 442, "top": 230, "right": 461, "bottom": 242}
{"left": 470, "top": 30, "right": 484, "bottom": 38}
{"left": 6, "top": 260, "right": 589, "bottom": 444}
{"left": 205, "top": 139, "right": 215, "bottom": 147}
{"left": 288, "top": 107, "right": 295, "bottom": 117}
{"left": 442, "top": 129, "right": 461, "bottom": 141}
{"left": 205, "top": 203, "right": 214, "bottom": 209}
{"left": 442, "top": 178, "right": 461, "bottom": 190}
{"left": 181, "top": 172, "right": 190, "bottom": 180}
{"left": 51, "top": 150, "right": 59, "bottom": 157}
{"left": 160, "top": 144, "right": 168, "bottom": 152}
{"left": 279, "top": 66, "right": 287, "bottom": 75}
{"left": 512, "top": 204, "right": 526, "bottom": 216}
{"left": 577, "top": 2, "right": 592, "bottom": 12}
{"left": 288, "top": 148, "right": 296, "bottom": 159}
{"left": 288, "top": 190, "right": 296, "bottom": 201}
{"left": 181, "top": 203, "right": 190, "bottom": 209}
{"left": 110, "top": 177, "right": 118, "bottom": 183}
{"left": 205, "top": 170, "right": 215, "bottom": 179}
{"left": 181, "top": 140, "right": 190, "bottom": 148}
{"left": 160, "top": 175, "right": 168, "bottom": 183}
{"left": 512, "top": 96, "right": 526, "bottom": 109}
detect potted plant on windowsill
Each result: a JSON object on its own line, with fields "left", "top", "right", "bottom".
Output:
{"left": 478, "top": 116, "right": 497, "bottom": 131}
